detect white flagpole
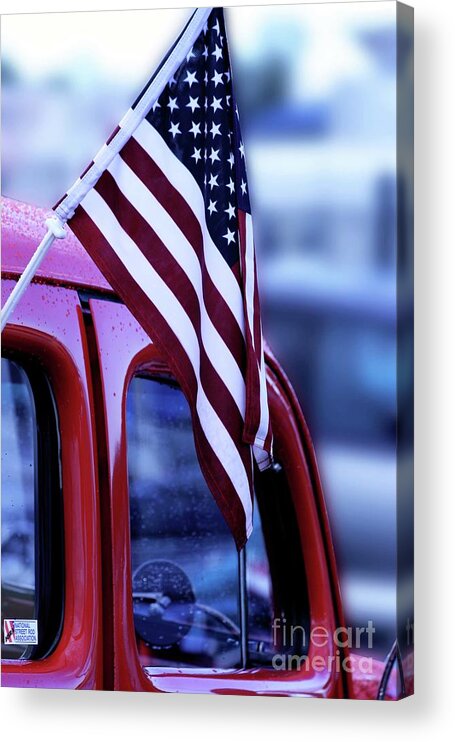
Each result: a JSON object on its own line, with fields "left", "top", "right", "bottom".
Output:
{"left": 1, "top": 216, "right": 67, "bottom": 332}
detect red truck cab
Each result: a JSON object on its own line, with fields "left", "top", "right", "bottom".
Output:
{"left": 1, "top": 196, "right": 387, "bottom": 698}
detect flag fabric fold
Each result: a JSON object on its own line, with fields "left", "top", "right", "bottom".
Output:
{"left": 54, "top": 6, "right": 272, "bottom": 549}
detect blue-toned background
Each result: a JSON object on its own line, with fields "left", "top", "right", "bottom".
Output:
{"left": 2, "top": 2, "right": 412, "bottom": 659}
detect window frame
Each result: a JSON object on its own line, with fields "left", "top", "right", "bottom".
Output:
{"left": 89, "top": 296, "right": 342, "bottom": 697}
{"left": 1, "top": 281, "right": 103, "bottom": 690}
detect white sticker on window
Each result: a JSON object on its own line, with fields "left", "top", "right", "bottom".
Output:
{"left": 3, "top": 619, "right": 38, "bottom": 645}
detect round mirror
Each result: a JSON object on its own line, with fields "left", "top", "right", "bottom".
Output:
{"left": 132, "top": 560, "right": 196, "bottom": 649}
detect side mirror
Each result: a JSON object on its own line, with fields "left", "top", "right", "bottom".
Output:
{"left": 132, "top": 560, "right": 196, "bottom": 649}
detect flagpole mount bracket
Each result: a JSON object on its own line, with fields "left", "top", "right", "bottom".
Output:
{"left": 45, "top": 216, "right": 67, "bottom": 239}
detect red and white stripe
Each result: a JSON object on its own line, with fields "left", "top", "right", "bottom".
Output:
{"left": 4, "top": 619, "right": 15, "bottom": 643}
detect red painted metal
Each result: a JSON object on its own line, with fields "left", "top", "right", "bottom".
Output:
{"left": 1, "top": 279, "right": 103, "bottom": 689}
{"left": 1, "top": 197, "right": 112, "bottom": 293}
{"left": 264, "top": 344, "right": 353, "bottom": 700}
{"left": 89, "top": 299, "right": 342, "bottom": 697}
{"left": 1, "top": 195, "right": 380, "bottom": 698}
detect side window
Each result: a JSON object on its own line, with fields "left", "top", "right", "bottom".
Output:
{"left": 1, "top": 356, "right": 63, "bottom": 660}
{"left": 1, "top": 360, "right": 36, "bottom": 659}
{"left": 127, "top": 377, "right": 242, "bottom": 669}
{"left": 127, "top": 375, "right": 309, "bottom": 671}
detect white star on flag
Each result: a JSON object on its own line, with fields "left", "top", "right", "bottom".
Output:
{"left": 209, "top": 147, "right": 220, "bottom": 164}
{"left": 189, "top": 121, "right": 201, "bottom": 137}
{"left": 210, "top": 96, "right": 223, "bottom": 112}
{"left": 169, "top": 121, "right": 181, "bottom": 137}
{"left": 212, "top": 70, "right": 224, "bottom": 87}
{"left": 186, "top": 96, "right": 200, "bottom": 112}
{"left": 184, "top": 70, "right": 198, "bottom": 87}
{"left": 223, "top": 228, "right": 236, "bottom": 244}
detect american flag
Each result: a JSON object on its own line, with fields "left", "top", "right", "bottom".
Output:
{"left": 54, "top": 7, "right": 272, "bottom": 549}
{"left": 4, "top": 619, "right": 15, "bottom": 644}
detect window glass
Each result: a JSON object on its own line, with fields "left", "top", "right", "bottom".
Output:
{"left": 127, "top": 377, "right": 241, "bottom": 669}
{"left": 126, "top": 375, "right": 305, "bottom": 672}
{"left": 1, "top": 358, "right": 37, "bottom": 660}
{"left": 246, "top": 504, "right": 275, "bottom": 656}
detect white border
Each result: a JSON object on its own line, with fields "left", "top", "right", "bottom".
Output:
{"left": 2, "top": 1, "right": 455, "bottom": 741}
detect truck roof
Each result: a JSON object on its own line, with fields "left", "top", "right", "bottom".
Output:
{"left": 1, "top": 196, "right": 113, "bottom": 293}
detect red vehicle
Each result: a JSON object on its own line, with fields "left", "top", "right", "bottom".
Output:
{"left": 1, "top": 197, "right": 399, "bottom": 699}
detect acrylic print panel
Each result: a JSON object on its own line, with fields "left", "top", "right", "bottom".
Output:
{"left": 1, "top": 2, "right": 413, "bottom": 699}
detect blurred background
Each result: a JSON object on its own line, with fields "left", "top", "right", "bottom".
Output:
{"left": 1, "top": 2, "right": 413, "bottom": 660}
